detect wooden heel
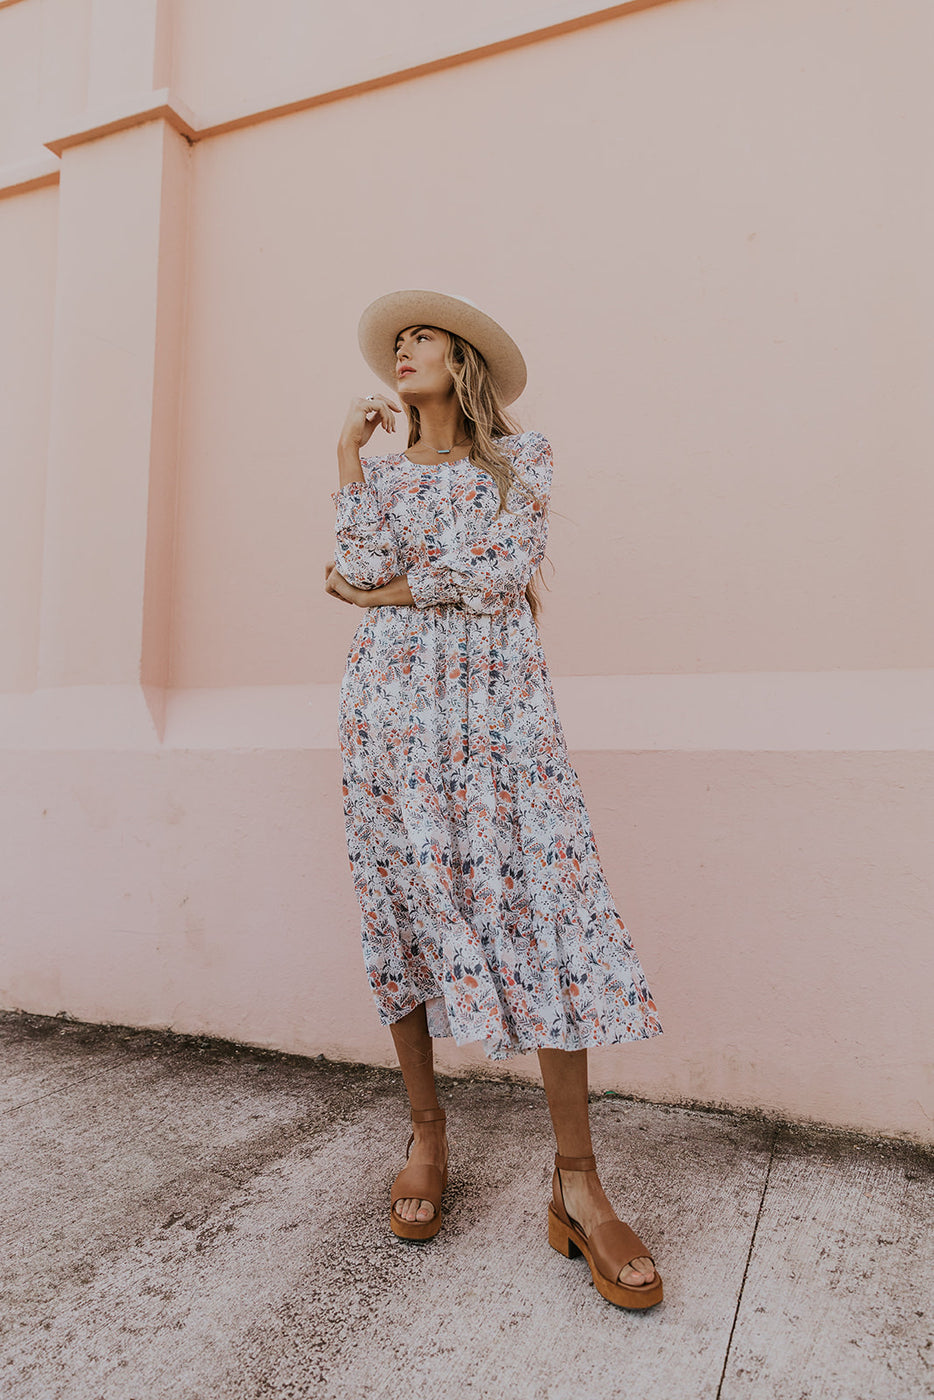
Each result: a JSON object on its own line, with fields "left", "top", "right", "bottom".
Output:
{"left": 549, "top": 1155, "right": 663, "bottom": 1310}
{"left": 390, "top": 1109, "right": 447, "bottom": 1241}
{"left": 548, "top": 1205, "right": 579, "bottom": 1257}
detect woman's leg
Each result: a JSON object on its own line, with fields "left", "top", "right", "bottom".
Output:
{"left": 389, "top": 1003, "right": 448, "bottom": 1224}
{"left": 537, "top": 1048, "right": 655, "bottom": 1286}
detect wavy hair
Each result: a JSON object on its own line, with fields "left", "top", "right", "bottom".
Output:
{"left": 403, "top": 330, "right": 547, "bottom": 620}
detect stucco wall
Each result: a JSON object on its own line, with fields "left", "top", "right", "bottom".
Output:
{"left": 1, "top": 0, "right": 931, "bottom": 1142}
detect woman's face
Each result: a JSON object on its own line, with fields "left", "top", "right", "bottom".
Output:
{"left": 394, "top": 325, "right": 455, "bottom": 403}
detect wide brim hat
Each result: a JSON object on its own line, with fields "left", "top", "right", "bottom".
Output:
{"left": 357, "top": 289, "right": 527, "bottom": 405}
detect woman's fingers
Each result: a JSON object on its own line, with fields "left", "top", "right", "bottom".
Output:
{"left": 361, "top": 394, "right": 401, "bottom": 432}
{"left": 365, "top": 392, "right": 402, "bottom": 413}
{"left": 325, "top": 565, "right": 357, "bottom": 605}
{"left": 325, "top": 582, "right": 353, "bottom": 604}
{"left": 341, "top": 393, "right": 401, "bottom": 449}
{"left": 325, "top": 561, "right": 346, "bottom": 596}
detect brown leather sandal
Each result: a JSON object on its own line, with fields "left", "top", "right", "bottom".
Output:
{"left": 390, "top": 1107, "right": 448, "bottom": 1241}
{"left": 548, "top": 1152, "right": 663, "bottom": 1309}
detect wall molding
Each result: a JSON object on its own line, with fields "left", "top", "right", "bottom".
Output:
{"left": 0, "top": 0, "right": 681, "bottom": 192}
{"left": 0, "top": 154, "right": 60, "bottom": 201}
{"left": 192, "top": 0, "right": 683, "bottom": 142}
{"left": 0, "top": 92, "right": 198, "bottom": 196}
{"left": 43, "top": 88, "right": 198, "bottom": 157}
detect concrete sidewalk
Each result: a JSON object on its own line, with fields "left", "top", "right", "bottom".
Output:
{"left": 1, "top": 1011, "right": 931, "bottom": 1400}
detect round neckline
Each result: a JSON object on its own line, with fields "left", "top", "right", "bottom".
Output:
{"left": 398, "top": 451, "right": 470, "bottom": 467}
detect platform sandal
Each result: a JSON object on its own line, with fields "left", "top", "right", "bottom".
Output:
{"left": 390, "top": 1107, "right": 448, "bottom": 1241}
{"left": 548, "top": 1152, "right": 663, "bottom": 1309}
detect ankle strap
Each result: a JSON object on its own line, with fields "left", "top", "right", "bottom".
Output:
{"left": 411, "top": 1107, "right": 446, "bottom": 1124}
{"left": 555, "top": 1152, "right": 596, "bottom": 1172}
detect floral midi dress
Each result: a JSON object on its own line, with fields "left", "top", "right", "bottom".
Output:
{"left": 332, "top": 429, "right": 662, "bottom": 1060}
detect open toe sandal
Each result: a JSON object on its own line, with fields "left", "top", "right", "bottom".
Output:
{"left": 390, "top": 1107, "right": 448, "bottom": 1241}
{"left": 548, "top": 1152, "right": 663, "bottom": 1309}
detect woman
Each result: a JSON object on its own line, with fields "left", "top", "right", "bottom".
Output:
{"left": 325, "top": 290, "right": 663, "bottom": 1310}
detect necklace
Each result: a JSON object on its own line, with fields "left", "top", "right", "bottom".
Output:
{"left": 417, "top": 438, "right": 469, "bottom": 456}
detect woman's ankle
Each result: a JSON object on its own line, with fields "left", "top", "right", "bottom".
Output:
{"left": 411, "top": 1119, "right": 446, "bottom": 1141}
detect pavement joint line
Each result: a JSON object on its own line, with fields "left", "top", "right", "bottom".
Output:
{"left": 714, "top": 1121, "right": 778, "bottom": 1400}
{"left": 0, "top": 1050, "right": 167, "bottom": 1118}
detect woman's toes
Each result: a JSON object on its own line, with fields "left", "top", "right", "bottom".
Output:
{"left": 394, "top": 1196, "right": 436, "bottom": 1223}
{"left": 620, "top": 1257, "right": 655, "bottom": 1286}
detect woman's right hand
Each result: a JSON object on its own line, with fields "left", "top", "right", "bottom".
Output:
{"left": 339, "top": 393, "right": 402, "bottom": 451}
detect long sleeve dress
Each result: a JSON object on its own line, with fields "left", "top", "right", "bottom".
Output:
{"left": 331, "top": 429, "right": 662, "bottom": 1060}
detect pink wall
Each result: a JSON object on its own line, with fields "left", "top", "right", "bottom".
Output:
{"left": 1, "top": 0, "right": 931, "bottom": 1142}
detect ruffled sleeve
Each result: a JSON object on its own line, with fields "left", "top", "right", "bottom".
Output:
{"left": 406, "top": 431, "right": 553, "bottom": 615}
{"left": 330, "top": 459, "right": 400, "bottom": 589}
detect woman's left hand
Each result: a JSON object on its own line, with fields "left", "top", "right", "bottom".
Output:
{"left": 324, "top": 561, "right": 414, "bottom": 608}
{"left": 325, "top": 561, "right": 366, "bottom": 605}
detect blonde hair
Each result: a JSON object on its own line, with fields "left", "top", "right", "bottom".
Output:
{"left": 404, "top": 330, "right": 547, "bottom": 620}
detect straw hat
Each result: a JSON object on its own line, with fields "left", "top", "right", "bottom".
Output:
{"left": 357, "top": 289, "right": 527, "bottom": 405}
